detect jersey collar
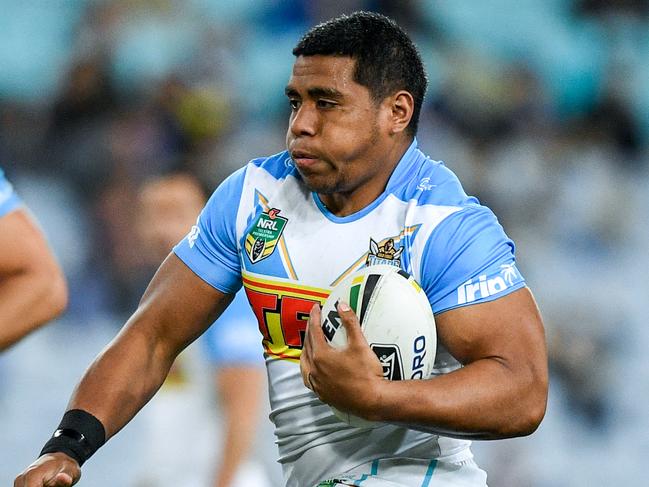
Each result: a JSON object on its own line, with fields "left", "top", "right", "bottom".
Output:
{"left": 385, "top": 137, "right": 422, "bottom": 192}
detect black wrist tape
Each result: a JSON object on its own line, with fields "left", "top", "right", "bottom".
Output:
{"left": 40, "top": 409, "right": 106, "bottom": 466}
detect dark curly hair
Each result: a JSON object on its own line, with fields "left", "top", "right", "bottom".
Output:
{"left": 293, "top": 11, "right": 428, "bottom": 135}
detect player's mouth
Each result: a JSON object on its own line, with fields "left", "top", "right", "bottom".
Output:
{"left": 290, "top": 150, "right": 321, "bottom": 169}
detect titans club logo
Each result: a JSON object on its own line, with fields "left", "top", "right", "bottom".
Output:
{"left": 366, "top": 238, "right": 404, "bottom": 268}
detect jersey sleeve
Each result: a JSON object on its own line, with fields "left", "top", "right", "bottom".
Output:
{"left": 173, "top": 167, "right": 247, "bottom": 294}
{"left": 0, "top": 169, "right": 22, "bottom": 217}
{"left": 419, "top": 206, "right": 525, "bottom": 314}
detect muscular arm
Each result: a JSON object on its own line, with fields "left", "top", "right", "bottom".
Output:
{"left": 302, "top": 287, "right": 548, "bottom": 439}
{"left": 375, "top": 287, "right": 547, "bottom": 438}
{"left": 70, "top": 253, "right": 233, "bottom": 439}
{"left": 15, "top": 254, "right": 234, "bottom": 486}
{"left": 0, "top": 209, "right": 68, "bottom": 351}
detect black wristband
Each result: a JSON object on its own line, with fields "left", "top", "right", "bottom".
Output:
{"left": 40, "top": 409, "right": 106, "bottom": 466}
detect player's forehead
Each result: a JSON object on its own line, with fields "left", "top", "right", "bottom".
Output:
{"left": 286, "top": 55, "right": 359, "bottom": 97}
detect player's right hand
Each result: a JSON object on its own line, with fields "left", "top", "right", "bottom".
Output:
{"left": 14, "top": 453, "right": 81, "bottom": 487}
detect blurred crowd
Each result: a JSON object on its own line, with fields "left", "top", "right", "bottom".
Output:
{"left": 1, "top": 1, "right": 648, "bottom": 486}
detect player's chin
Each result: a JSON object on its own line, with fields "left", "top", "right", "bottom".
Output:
{"left": 297, "top": 170, "right": 338, "bottom": 194}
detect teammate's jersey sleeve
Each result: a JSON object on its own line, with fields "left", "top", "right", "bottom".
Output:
{"left": 200, "top": 289, "right": 262, "bottom": 366}
{"left": 420, "top": 205, "right": 525, "bottom": 314}
{"left": 0, "top": 169, "right": 22, "bottom": 217}
{"left": 173, "top": 167, "right": 247, "bottom": 294}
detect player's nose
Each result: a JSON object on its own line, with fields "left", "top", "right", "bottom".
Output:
{"left": 289, "top": 103, "right": 318, "bottom": 137}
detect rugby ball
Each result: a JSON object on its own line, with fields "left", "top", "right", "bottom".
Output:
{"left": 320, "top": 265, "right": 436, "bottom": 427}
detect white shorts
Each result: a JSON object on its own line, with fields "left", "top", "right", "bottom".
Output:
{"left": 314, "top": 458, "right": 488, "bottom": 487}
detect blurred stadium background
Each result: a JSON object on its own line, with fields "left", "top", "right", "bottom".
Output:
{"left": 1, "top": 0, "right": 648, "bottom": 485}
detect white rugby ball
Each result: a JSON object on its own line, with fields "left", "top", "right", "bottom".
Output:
{"left": 320, "top": 265, "right": 436, "bottom": 427}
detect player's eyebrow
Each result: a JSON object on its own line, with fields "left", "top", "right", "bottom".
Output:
{"left": 285, "top": 86, "right": 299, "bottom": 97}
{"left": 308, "top": 87, "right": 344, "bottom": 100}
{"left": 285, "top": 86, "right": 344, "bottom": 100}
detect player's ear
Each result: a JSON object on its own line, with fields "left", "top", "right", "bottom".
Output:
{"left": 386, "top": 90, "right": 414, "bottom": 135}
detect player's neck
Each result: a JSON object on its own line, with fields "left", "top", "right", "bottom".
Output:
{"left": 319, "top": 137, "right": 412, "bottom": 217}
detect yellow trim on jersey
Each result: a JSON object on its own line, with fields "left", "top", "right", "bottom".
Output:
{"left": 278, "top": 237, "right": 299, "bottom": 280}
{"left": 330, "top": 225, "right": 421, "bottom": 286}
{"left": 242, "top": 272, "right": 330, "bottom": 299}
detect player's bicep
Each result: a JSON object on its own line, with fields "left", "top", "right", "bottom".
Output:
{"left": 131, "top": 253, "right": 235, "bottom": 355}
{"left": 420, "top": 207, "right": 525, "bottom": 314}
{"left": 435, "top": 287, "right": 547, "bottom": 374}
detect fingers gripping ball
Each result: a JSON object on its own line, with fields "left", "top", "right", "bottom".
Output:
{"left": 320, "top": 265, "right": 437, "bottom": 427}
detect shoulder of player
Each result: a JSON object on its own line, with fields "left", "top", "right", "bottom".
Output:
{"left": 207, "top": 151, "right": 296, "bottom": 202}
{"left": 392, "top": 153, "right": 477, "bottom": 210}
{"left": 246, "top": 150, "right": 297, "bottom": 182}
{"left": 0, "top": 167, "right": 22, "bottom": 217}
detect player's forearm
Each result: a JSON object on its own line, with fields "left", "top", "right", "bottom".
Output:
{"left": 0, "top": 268, "right": 67, "bottom": 351}
{"left": 67, "top": 255, "right": 230, "bottom": 440}
{"left": 369, "top": 357, "right": 547, "bottom": 439}
{"left": 66, "top": 317, "right": 178, "bottom": 440}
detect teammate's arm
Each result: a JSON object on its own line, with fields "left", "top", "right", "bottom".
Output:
{"left": 301, "top": 286, "right": 548, "bottom": 439}
{"left": 0, "top": 208, "right": 68, "bottom": 351}
{"left": 14, "top": 254, "right": 234, "bottom": 487}
{"left": 211, "top": 366, "right": 266, "bottom": 487}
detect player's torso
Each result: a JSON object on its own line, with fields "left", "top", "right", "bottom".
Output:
{"left": 236, "top": 158, "right": 459, "bottom": 363}
{"left": 233, "top": 153, "right": 473, "bottom": 485}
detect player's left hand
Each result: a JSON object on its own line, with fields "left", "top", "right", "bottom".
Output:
{"left": 300, "top": 301, "right": 384, "bottom": 419}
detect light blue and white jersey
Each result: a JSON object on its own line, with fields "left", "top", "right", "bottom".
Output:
{"left": 174, "top": 140, "right": 524, "bottom": 487}
{"left": 0, "top": 168, "right": 22, "bottom": 217}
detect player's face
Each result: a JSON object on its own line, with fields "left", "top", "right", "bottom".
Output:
{"left": 285, "top": 55, "right": 395, "bottom": 203}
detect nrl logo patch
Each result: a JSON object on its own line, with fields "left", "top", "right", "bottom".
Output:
{"left": 366, "top": 238, "right": 403, "bottom": 268}
{"left": 245, "top": 208, "right": 288, "bottom": 264}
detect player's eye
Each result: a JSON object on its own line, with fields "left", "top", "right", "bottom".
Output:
{"left": 316, "top": 99, "right": 336, "bottom": 109}
{"left": 288, "top": 99, "right": 301, "bottom": 110}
